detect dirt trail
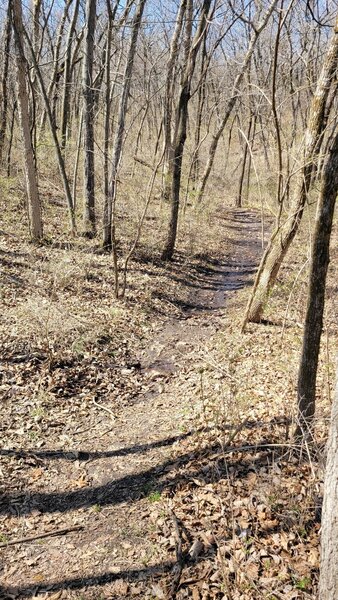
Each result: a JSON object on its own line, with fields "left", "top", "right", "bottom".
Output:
{"left": 142, "top": 209, "right": 264, "bottom": 375}
{"left": 1, "top": 209, "right": 265, "bottom": 599}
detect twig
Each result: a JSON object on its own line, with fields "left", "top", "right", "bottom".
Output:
{"left": 223, "top": 442, "right": 301, "bottom": 454}
{"left": 169, "top": 509, "right": 185, "bottom": 599}
{"left": 0, "top": 525, "right": 84, "bottom": 548}
{"left": 133, "top": 155, "right": 154, "bottom": 170}
{"left": 92, "top": 399, "right": 116, "bottom": 420}
{"left": 98, "top": 426, "right": 116, "bottom": 438}
{"left": 199, "top": 354, "right": 242, "bottom": 384}
{"left": 224, "top": 417, "right": 250, "bottom": 447}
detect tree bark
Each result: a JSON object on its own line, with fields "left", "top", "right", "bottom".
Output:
{"left": 243, "top": 22, "right": 338, "bottom": 326}
{"left": 82, "top": 0, "right": 97, "bottom": 237}
{"left": 295, "top": 127, "right": 338, "bottom": 437}
{"left": 11, "top": 0, "right": 43, "bottom": 241}
{"left": 236, "top": 115, "right": 253, "bottom": 208}
{"left": 319, "top": 368, "right": 338, "bottom": 599}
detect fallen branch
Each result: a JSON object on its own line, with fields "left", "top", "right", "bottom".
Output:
{"left": 0, "top": 525, "right": 84, "bottom": 548}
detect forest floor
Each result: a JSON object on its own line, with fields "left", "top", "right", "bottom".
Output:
{"left": 0, "top": 203, "right": 337, "bottom": 600}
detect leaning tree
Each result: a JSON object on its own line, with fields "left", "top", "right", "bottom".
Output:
{"left": 242, "top": 20, "right": 338, "bottom": 327}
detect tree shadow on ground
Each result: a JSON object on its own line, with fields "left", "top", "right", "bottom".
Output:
{"left": 0, "top": 431, "right": 198, "bottom": 462}
{"left": 1, "top": 562, "right": 175, "bottom": 598}
{"left": 0, "top": 433, "right": 291, "bottom": 517}
{"left": 1, "top": 417, "right": 291, "bottom": 463}
{"left": 0, "top": 415, "right": 304, "bottom": 599}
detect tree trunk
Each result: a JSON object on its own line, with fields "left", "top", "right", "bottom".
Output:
{"left": 161, "top": 0, "right": 212, "bottom": 261}
{"left": 11, "top": 0, "right": 43, "bottom": 241}
{"left": 82, "top": 0, "right": 97, "bottom": 237}
{"left": 191, "top": 36, "right": 207, "bottom": 186}
{"left": 7, "top": 100, "right": 16, "bottom": 177}
{"left": 161, "top": 0, "right": 187, "bottom": 202}
{"left": 61, "top": 0, "right": 80, "bottom": 150}
{"left": 319, "top": 368, "right": 338, "bottom": 599}
{"left": 243, "top": 22, "right": 338, "bottom": 326}
{"left": 102, "top": 0, "right": 146, "bottom": 251}
{"left": 0, "top": 2, "right": 12, "bottom": 165}
{"left": 295, "top": 127, "right": 338, "bottom": 438}
{"left": 236, "top": 115, "right": 253, "bottom": 208}
{"left": 23, "top": 24, "right": 76, "bottom": 233}
{"left": 40, "top": 0, "right": 72, "bottom": 132}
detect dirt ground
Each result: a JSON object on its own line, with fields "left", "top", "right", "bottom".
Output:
{"left": 0, "top": 206, "right": 337, "bottom": 599}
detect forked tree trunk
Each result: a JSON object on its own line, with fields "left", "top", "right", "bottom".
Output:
{"left": 295, "top": 128, "right": 338, "bottom": 438}
{"left": 243, "top": 22, "right": 338, "bottom": 326}
{"left": 319, "top": 368, "right": 338, "bottom": 599}
{"left": 82, "top": 0, "right": 97, "bottom": 237}
{"left": 11, "top": 0, "right": 43, "bottom": 241}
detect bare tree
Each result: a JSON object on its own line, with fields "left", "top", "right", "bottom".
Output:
{"left": 103, "top": 0, "right": 146, "bottom": 253}
{"left": 161, "top": 0, "right": 213, "bottom": 261}
{"left": 61, "top": 0, "right": 81, "bottom": 150}
{"left": 21, "top": 13, "right": 76, "bottom": 233}
{"left": 161, "top": 0, "right": 188, "bottom": 201}
{"left": 11, "top": 0, "right": 43, "bottom": 241}
{"left": 0, "top": 1, "right": 12, "bottom": 165}
{"left": 242, "top": 21, "right": 338, "bottom": 327}
{"left": 195, "top": 0, "right": 278, "bottom": 204}
{"left": 295, "top": 127, "right": 338, "bottom": 438}
{"left": 82, "top": 0, "right": 97, "bottom": 237}
{"left": 40, "top": 0, "right": 73, "bottom": 131}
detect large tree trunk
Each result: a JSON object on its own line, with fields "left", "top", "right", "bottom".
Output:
{"left": 319, "top": 369, "right": 338, "bottom": 599}
{"left": 11, "top": 0, "right": 43, "bottom": 241}
{"left": 243, "top": 22, "right": 338, "bottom": 326}
{"left": 82, "top": 0, "right": 97, "bottom": 237}
{"left": 295, "top": 127, "right": 338, "bottom": 438}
